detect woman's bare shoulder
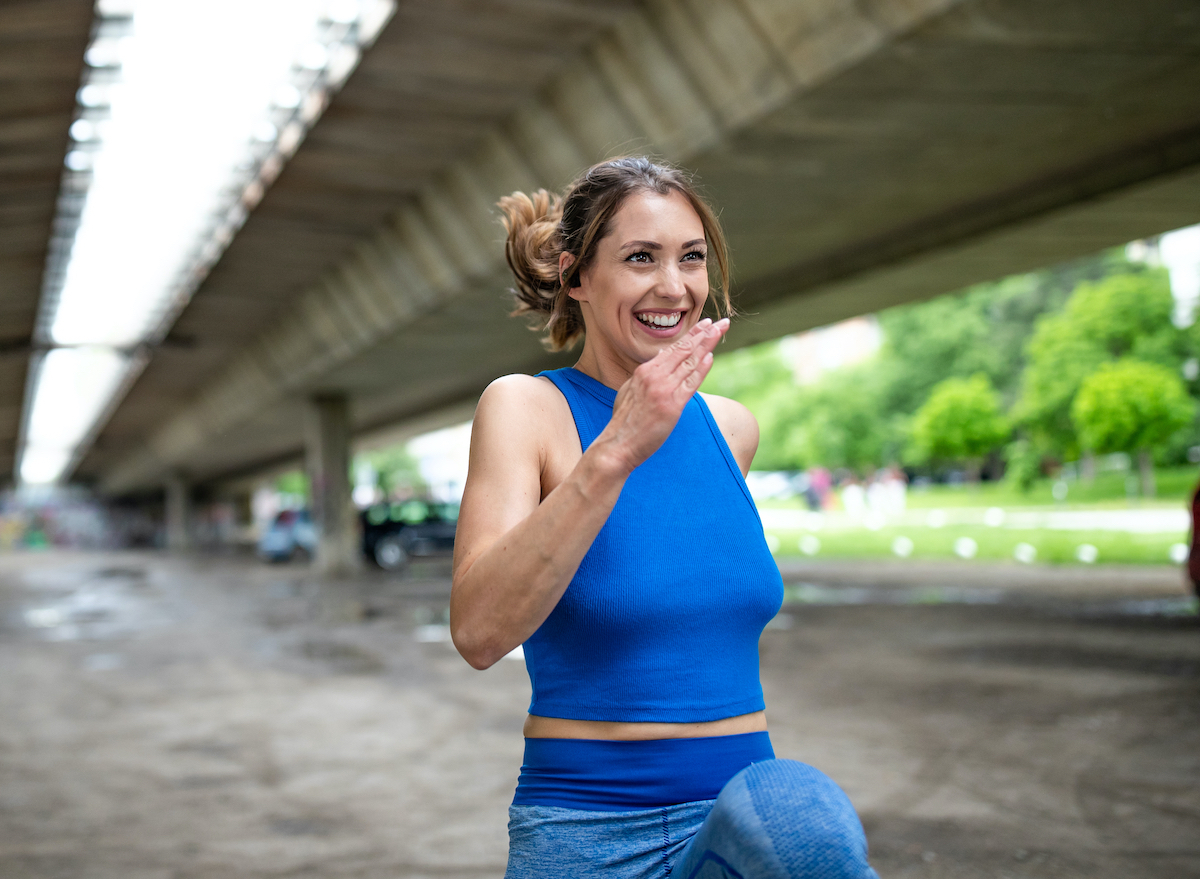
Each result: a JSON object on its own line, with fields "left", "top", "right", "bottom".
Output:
{"left": 477, "top": 373, "right": 568, "bottom": 422}
{"left": 473, "top": 373, "right": 574, "bottom": 454}
{"left": 699, "top": 393, "right": 759, "bottom": 474}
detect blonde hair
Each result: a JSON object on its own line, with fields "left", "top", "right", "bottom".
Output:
{"left": 498, "top": 156, "right": 732, "bottom": 351}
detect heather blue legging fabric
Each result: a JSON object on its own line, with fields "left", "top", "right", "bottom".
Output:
{"left": 506, "top": 759, "right": 878, "bottom": 878}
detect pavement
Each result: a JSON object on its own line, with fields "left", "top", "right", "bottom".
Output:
{"left": 0, "top": 550, "right": 1198, "bottom": 878}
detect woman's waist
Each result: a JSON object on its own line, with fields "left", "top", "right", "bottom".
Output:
{"left": 513, "top": 728, "right": 775, "bottom": 811}
{"left": 523, "top": 710, "right": 767, "bottom": 741}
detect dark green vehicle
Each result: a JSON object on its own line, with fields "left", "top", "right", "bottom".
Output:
{"left": 360, "top": 499, "right": 458, "bottom": 570}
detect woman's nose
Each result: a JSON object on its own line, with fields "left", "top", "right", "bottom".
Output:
{"left": 658, "top": 264, "right": 687, "bottom": 300}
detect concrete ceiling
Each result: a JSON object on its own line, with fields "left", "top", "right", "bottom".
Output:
{"left": 0, "top": 0, "right": 93, "bottom": 480}
{"left": 4, "top": 0, "right": 1200, "bottom": 495}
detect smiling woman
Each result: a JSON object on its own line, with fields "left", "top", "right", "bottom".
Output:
{"left": 451, "top": 157, "right": 879, "bottom": 878}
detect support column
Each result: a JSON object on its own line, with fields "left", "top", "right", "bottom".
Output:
{"left": 305, "top": 393, "right": 361, "bottom": 577}
{"left": 165, "top": 473, "right": 192, "bottom": 552}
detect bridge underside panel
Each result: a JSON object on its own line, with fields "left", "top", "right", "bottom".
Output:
{"left": 136, "top": 160, "right": 1200, "bottom": 491}
{"left": 54, "top": 0, "right": 1200, "bottom": 495}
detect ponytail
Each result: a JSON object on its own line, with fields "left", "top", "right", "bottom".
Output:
{"left": 498, "top": 189, "right": 585, "bottom": 351}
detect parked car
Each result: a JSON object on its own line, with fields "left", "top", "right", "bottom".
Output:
{"left": 258, "top": 509, "right": 317, "bottom": 562}
{"left": 361, "top": 499, "right": 458, "bottom": 570}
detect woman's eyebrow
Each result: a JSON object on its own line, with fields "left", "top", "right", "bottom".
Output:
{"left": 618, "top": 239, "right": 707, "bottom": 251}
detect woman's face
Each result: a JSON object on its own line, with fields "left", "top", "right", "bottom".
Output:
{"left": 565, "top": 189, "right": 709, "bottom": 368}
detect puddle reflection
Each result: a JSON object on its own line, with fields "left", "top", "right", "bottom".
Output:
{"left": 20, "top": 568, "right": 168, "bottom": 641}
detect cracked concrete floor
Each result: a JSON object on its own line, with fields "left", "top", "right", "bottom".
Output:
{"left": 0, "top": 550, "right": 1197, "bottom": 878}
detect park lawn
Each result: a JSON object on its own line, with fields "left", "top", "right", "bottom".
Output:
{"left": 764, "top": 523, "right": 1187, "bottom": 566}
{"left": 757, "top": 466, "right": 1200, "bottom": 512}
{"left": 906, "top": 467, "right": 1198, "bottom": 509}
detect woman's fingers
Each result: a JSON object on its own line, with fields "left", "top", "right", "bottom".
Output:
{"left": 668, "top": 318, "right": 727, "bottom": 382}
{"left": 682, "top": 351, "right": 715, "bottom": 393}
{"left": 651, "top": 318, "right": 714, "bottom": 374}
{"left": 636, "top": 318, "right": 727, "bottom": 398}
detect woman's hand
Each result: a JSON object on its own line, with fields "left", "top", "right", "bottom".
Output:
{"left": 596, "top": 318, "right": 729, "bottom": 474}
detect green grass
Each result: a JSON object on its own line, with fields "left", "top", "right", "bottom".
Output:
{"left": 756, "top": 465, "right": 1199, "bottom": 565}
{"left": 766, "top": 524, "right": 1186, "bottom": 565}
{"left": 757, "top": 466, "right": 1199, "bottom": 511}
{"left": 909, "top": 467, "right": 1196, "bottom": 509}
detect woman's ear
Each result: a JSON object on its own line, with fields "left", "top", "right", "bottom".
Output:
{"left": 560, "top": 252, "right": 586, "bottom": 302}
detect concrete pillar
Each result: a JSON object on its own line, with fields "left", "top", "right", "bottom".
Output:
{"left": 165, "top": 473, "right": 191, "bottom": 551}
{"left": 305, "top": 393, "right": 361, "bottom": 577}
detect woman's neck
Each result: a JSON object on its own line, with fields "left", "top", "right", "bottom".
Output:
{"left": 572, "top": 341, "right": 639, "bottom": 392}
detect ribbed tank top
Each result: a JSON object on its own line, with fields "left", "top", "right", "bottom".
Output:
{"left": 526, "top": 367, "right": 784, "bottom": 723}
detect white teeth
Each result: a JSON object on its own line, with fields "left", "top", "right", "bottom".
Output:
{"left": 637, "top": 312, "right": 681, "bottom": 328}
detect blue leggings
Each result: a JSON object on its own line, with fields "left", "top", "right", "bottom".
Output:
{"left": 507, "top": 759, "right": 878, "bottom": 878}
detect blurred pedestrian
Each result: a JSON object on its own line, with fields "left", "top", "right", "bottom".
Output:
{"left": 880, "top": 465, "right": 908, "bottom": 516}
{"left": 809, "top": 465, "right": 833, "bottom": 509}
{"left": 841, "top": 476, "right": 867, "bottom": 518}
{"left": 451, "top": 157, "right": 877, "bottom": 878}
{"left": 1188, "top": 477, "right": 1200, "bottom": 599}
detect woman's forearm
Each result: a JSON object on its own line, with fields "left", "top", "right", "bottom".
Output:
{"left": 450, "top": 440, "right": 630, "bottom": 669}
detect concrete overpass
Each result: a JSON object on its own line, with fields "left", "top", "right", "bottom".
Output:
{"left": 5, "top": 0, "right": 1200, "bottom": 550}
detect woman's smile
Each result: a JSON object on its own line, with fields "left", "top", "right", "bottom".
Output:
{"left": 634, "top": 309, "right": 686, "bottom": 334}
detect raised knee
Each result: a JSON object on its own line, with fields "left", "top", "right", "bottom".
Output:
{"left": 740, "top": 760, "right": 875, "bottom": 878}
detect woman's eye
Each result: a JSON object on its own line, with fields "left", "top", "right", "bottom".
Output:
{"left": 627, "top": 252, "right": 652, "bottom": 263}
{"left": 683, "top": 250, "right": 706, "bottom": 262}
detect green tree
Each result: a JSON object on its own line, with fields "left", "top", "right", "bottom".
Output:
{"left": 275, "top": 470, "right": 310, "bottom": 501}
{"left": 789, "top": 365, "right": 894, "bottom": 472}
{"left": 700, "top": 249, "right": 1185, "bottom": 477}
{"left": 701, "top": 338, "right": 794, "bottom": 408}
{"left": 357, "top": 445, "right": 425, "bottom": 499}
{"left": 909, "top": 374, "right": 1010, "bottom": 481}
{"left": 1070, "top": 359, "right": 1194, "bottom": 497}
{"left": 701, "top": 340, "right": 804, "bottom": 469}
{"left": 1016, "top": 268, "right": 1182, "bottom": 459}
{"left": 878, "top": 249, "right": 1132, "bottom": 415}
{"left": 1004, "top": 438, "right": 1042, "bottom": 493}
{"left": 702, "top": 345, "right": 895, "bottom": 472}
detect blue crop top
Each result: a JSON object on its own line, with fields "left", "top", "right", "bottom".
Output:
{"left": 525, "top": 368, "right": 785, "bottom": 723}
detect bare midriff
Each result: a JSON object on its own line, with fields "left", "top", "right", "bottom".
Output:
{"left": 523, "top": 710, "right": 767, "bottom": 741}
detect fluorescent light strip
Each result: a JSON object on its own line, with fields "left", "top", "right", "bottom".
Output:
{"left": 21, "top": 348, "right": 129, "bottom": 485}
{"left": 18, "top": 0, "right": 394, "bottom": 485}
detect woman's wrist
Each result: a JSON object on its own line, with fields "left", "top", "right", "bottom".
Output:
{"left": 580, "top": 437, "right": 636, "bottom": 488}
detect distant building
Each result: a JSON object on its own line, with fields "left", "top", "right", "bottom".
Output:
{"left": 778, "top": 315, "right": 882, "bottom": 386}
{"left": 1160, "top": 225, "right": 1200, "bottom": 329}
{"left": 1129, "top": 223, "right": 1200, "bottom": 328}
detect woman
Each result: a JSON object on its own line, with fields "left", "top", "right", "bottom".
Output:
{"left": 451, "top": 157, "right": 877, "bottom": 878}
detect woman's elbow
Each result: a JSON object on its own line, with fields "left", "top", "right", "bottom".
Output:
{"left": 449, "top": 619, "right": 502, "bottom": 670}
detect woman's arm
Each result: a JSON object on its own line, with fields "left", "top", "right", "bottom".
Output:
{"left": 450, "top": 319, "right": 727, "bottom": 669}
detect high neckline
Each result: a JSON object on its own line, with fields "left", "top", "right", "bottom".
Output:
{"left": 565, "top": 367, "right": 618, "bottom": 405}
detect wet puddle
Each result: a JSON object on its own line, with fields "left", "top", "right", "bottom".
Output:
{"left": 19, "top": 566, "right": 170, "bottom": 641}
{"left": 784, "top": 582, "right": 1006, "bottom": 607}
{"left": 782, "top": 582, "right": 1199, "bottom": 617}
